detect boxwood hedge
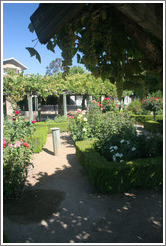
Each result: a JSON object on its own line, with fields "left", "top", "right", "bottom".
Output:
{"left": 130, "top": 114, "right": 163, "bottom": 124}
{"left": 35, "top": 122, "right": 69, "bottom": 133}
{"left": 31, "top": 125, "right": 48, "bottom": 153}
{"left": 75, "top": 140, "right": 163, "bottom": 194}
{"left": 144, "top": 120, "right": 163, "bottom": 134}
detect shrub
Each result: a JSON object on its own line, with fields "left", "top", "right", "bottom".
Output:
{"left": 76, "top": 140, "right": 163, "bottom": 194}
{"left": 101, "top": 98, "right": 118, "bottom": 113}
{"left": 31, "top": 126, "right": 48, "bottom": 153}
{"left": 46, "top": 115, "right": 68, "bottom": 123}
{"left": 144, "top": 121, "right": 163, "bottom": 134}
{"left": 130, "top": 114, "right": 163, "bottom": 124}
{"left": 68, "top": 108, "right": 89, "bottom": 141}
{"left": 127, "top": 100, "right": 150, "bottom": 115}
{"left": 3, "top": 108, "right": 36, "bottom": 199}
{"left": 69, "top": 101, "right": 136, "bottom": 142}
{"left": 36, "top": 122, "right": 69, "bottom": 133}
{"left": 94, "top": 124, "right": 163, "bottom": 163}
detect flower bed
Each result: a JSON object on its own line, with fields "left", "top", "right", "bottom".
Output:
{"left": 76, "top": 140, "right": 163, "bottom": 194}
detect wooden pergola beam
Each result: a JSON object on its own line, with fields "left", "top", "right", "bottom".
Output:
{"left": 30, "top": 3, "right": 83, "bottom": 44}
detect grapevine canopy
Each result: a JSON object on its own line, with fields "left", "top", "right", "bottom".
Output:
{"left": 28, "top": 3, "right": 163, "bottom": 98}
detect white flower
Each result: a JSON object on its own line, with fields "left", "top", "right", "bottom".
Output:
{"left": 114, "top": 146, "right": 118, "bottom": 150}
{"left": 78, "top": 114, "right": 83, "bottom": 119}
{"left": 110, "top": 149, "right": 114, "bottom": 152}
{"left": 119, "top": 153, "right": 123, "bottom": 158}
{"left": 120, "top": 139, "right": 125, "bottom": 143}
{"left": 115, "top": 153, "right": 120, "bottom": 157}
{"left": 82, "top": 128, "right": 87, "bottom": 132}
{"left": 120, "top": 160, "right": 124, "bottom": 163}
{"left": 131, "top": 147, "right": 136, "bottom": 151}
{"left": 83, "top": 117, "right": 87, "bottom": 122}
{"left": 113, "top": 155, "right": 116, "bottom": 162}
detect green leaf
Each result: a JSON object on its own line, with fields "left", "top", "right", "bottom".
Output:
{"left": 28, "top": 23, "right": 34, "bottom": 33}
{"left": 26, "top": 47, "right": 41, "bottom": 63}
{"left": 46, "top": 41, "right": 55, "bottom": 53}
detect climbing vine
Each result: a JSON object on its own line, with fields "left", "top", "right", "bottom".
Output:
{"left": 27, "top": 3, "right": 162, "bottom": 97}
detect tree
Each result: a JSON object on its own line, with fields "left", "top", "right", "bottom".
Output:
{"left": 46, "top": 58, "right": 63, "bottom": 76}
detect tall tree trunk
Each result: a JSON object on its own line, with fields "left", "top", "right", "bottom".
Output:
{"left": 153, "top": 110, "right": 156, "bottom": 121}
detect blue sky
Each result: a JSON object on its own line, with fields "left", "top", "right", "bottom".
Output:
{"left": 3, "top": 3, "right": 86, "bottom": 75}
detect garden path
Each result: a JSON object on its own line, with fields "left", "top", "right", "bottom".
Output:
{"left": 3, "top": 129, "right": 163, "bottom": 243}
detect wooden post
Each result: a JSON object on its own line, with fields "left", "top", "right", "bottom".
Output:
{"left": 50, "top": 127, "right": 60, "bottom": 155}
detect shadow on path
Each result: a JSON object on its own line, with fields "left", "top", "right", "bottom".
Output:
{"left": 3, "top": 133, "right": 163, "bottom": 244}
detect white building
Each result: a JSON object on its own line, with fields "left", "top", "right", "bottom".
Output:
{"left": 3, "top": 57, "right": 28, "bottom": 74}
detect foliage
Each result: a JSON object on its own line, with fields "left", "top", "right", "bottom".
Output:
{"left": 68, "top": 109, "right": 89, "bottom": 141}
{"left": 68, "top": 100, "right": 136, "bottom": 142}
{"left": 130, "top": 114, "right": 163, "bottom": 124}
{"left": 94, "top": 127, "right": 163, "bottom": 163}
{"left": 3, "top": 108, "right": 36, "bottom": 198}
{"left": 28, "top": 4, "right": 162, "bottom": 99}
{"left": 35, "top": 122, "right": 69, "bottom": 133}
{"left": 127, "top": 99, "right": 150, "bottom": 115}
{"left": 3, "top": 68, "right": 117, "bottom": 104}
{"left": 76, "top": 140, "right": 163, "bottom": 194}
{"left": 46, "top": 115, "right": 68, "bottom": 123}
{"left": 141, "top": 97, "right": 163, "bottom": 121}
{"left": 101, "top": 97, "right": 118, "bottom": 113}
{"left": 31, "top": 126, "right": 48, "bottom": 153}
{"left": 46, "top": 58, "right": 63, "bottom": 75}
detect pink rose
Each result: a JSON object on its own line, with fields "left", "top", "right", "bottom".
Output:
{"left": 8, "top": 143, "right": 13, "bottom": 147}
{"left": 14, "top": 141, "right": 21, "bottom": 148}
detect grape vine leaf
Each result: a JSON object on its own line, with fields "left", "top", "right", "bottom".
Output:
{"left": 46, "top": 40, "right": 55, "bottom": 53}
{"left": 28, "top": 23, "right": 34, "bottom": 33}
{"left": 26, "top": 47, "right": 41, "bottom": 63}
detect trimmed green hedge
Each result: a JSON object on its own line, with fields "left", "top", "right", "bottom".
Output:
{"left": 35, "top": 122, "right": 69, "bottom": 133}
{"left": 130, "top": 114, "right": 163, "bottom": 124}
{"left": 144, "top": 120, "right": 163, "bottom": 134}
{"left": 31, "top": 126, "right": 48, "bottom": 153}
{"left": 76, "top": 140, "right": 163, "bottom": 194}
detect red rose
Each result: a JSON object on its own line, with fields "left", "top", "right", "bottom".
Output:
{"left": 32, "top": 120, "right": 36, "bottom": 123}
{"left": 15, "top": 111, "right": 20, "bottom": 115}
{"left": 23, "top": 142, "right": 29, "bottom": 148}
{"left": 12, "top": 118, "right": 16, "bottom": 121}
{"left": 97, "top": 102, "right": 100, "bottom": 106}
{"left": 13, "top": 108, "right": 17, "bottom": 111}
{"left": 19, "top": 138, "right": 24, "bottom": 142}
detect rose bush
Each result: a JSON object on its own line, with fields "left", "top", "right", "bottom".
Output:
{"left": 101, "top": 97, "right": 118, "bottom": 113}
{"left": 141, "top": 97, "right": 163, "bottom": 121}
{"left": 3, "top": 108, "right": 36, "bottom": 198}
